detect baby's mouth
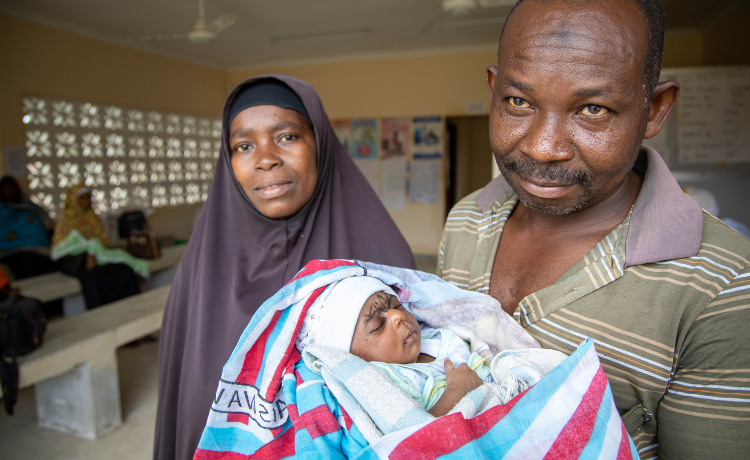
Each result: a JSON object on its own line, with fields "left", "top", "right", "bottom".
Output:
{"left": 404, "top": 328, "right": 418, "bottom": 345}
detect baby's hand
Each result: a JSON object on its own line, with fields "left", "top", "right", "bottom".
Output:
{"left": 444, "top": 359, "right": 483, "bottom": 396}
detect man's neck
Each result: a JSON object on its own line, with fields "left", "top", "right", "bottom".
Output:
{"left": 510, "top": 173, "right": 643, "bottom": 237}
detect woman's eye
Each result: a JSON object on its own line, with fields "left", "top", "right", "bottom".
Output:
{"left": 508, "top": 97, "right": 531, "bottom": 109}
{"left": 235, "top": 143, "right": 250, "bottom": 152}
{"left": 280, "top": 134, "right": 296, "bottom": 142}
{"left": 580, "top": 105, "right": 608, "bottom": 117}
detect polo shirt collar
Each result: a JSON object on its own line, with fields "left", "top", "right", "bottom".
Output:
{"left": 474, "top": 146, "right": 703, "bottom": 267}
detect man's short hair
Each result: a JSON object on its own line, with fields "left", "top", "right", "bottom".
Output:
{"left": 498, "top": 0, "right": 665, "bottom": 97}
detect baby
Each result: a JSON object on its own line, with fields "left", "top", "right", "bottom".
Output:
{"left": 295, "top": 276, "right": 493, "bottom": 417}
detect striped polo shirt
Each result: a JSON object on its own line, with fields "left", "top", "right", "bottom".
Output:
{"left": 437, "top": 147, "right": 750, "bottom": 460}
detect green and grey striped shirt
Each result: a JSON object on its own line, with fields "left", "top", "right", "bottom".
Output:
{"left": 437, "top": 148, "right": 750, "bottom": 460}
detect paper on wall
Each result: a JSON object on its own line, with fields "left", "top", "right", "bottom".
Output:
{"left": 381, "top": 158, "right": 407, "bottom": 209}
{"left": 380, "top": 118, "right": 410, "bottom": 159}
{"left": 351, "top": 118, "right": 379, "bottom": 160}
{"left": 331, "top": 119, "right": 352, "bottom": 155}
{"left": 354, "top": 159, "right": 380, "bottom": 196}
{"left": 409, "top": 157, "right": 441, "bottom": 204}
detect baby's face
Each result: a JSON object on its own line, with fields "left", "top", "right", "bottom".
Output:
{"left": 350, "top": 291, "right": 421, "bottom": 364}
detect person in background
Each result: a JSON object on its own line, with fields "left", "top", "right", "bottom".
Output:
{"left": 0, "top": 176, "right": 58, "bottom": 280}
{"left": 154, "top": 75, "right": 416, "bottom": 460}
{"left": 52, "top": 184, "right": 141, "bottom": 310}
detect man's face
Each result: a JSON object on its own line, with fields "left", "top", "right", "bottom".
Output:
{"left": 488, "top": 0, "right": 651, "bottom": 214}
{"left": 229, "top": 105, "right": 317, "bottom": 219}
{"left": 350, "top": 291, "right": 421, "bottom": 364}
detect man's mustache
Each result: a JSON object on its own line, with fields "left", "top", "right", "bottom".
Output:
{"left": 501, "top": 157, "right": 590, "bottom": 185}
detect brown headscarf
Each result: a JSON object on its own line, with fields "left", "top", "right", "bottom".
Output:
{"left": 153, "top": 75, "right": 416, "bottom": 460}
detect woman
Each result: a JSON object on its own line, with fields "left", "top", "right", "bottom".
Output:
{"left": 0, "top": 176, "right": 58, "bottom": 280}
{"left": 154, "top": 75, "right": 416, "bottom": 460}
{"left": 52, "top": 184, "right": 142, "bottom": 310}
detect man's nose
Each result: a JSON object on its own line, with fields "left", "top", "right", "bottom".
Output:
{"left": 519, "top": 113, "right": 573, "bottom": 163}
{"left": 254, "top": 141, "right": 283, "bottom": 171}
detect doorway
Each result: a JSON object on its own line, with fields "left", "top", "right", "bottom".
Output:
{"left": 445, "top": 116, "right": 493, "bottom": 214}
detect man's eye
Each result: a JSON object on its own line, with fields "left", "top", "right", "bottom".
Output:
{"left": 509, "top": 97, "right": 531, "bottom": 109}
{"left": 580, "top": 105, "right": 608, "bottom": 117}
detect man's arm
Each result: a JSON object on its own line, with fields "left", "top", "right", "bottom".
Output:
{"left": 656, "top": 266, "right": 750, "bottom": 459}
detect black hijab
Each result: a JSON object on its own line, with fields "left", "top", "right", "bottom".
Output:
{"left": 154, "top": 74, "right": 416, "bottom": 460}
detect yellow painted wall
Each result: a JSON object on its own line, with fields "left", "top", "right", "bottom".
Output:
{"left": 0, "top": 14, "right": 226, "bottom": 153}
{"left": 0, "top": 11, "right": 734, "bottom": 255}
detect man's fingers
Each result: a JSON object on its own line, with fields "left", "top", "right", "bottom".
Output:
{"left": 444, "top": 358, "right": 455, "bottom": 373}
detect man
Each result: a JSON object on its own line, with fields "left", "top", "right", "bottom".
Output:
{"left": 437, "top": 0, "right": 750, "bottom": 458}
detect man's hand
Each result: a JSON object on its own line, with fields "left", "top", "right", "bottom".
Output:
{"left": 428, "top": 359, "right": 483, "bottom": 417}
{"left": 86, "top": 253, "right": 97, "bottom": 270}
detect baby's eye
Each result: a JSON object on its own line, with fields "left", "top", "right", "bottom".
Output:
{"left": 508, "top": 97, "right": 531, "bottom": 109}
{"left": 580, "top": 105, "right": 609, "bottom": 117}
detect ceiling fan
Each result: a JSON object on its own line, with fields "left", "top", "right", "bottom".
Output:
{"left": 422, "top": 0, "right": 517, "bottom": 34}
{"left": 123, "top": 0, "right": 238, "bottom": 45}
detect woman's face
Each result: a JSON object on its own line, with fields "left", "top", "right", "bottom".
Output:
{"left": 229, "top": 105, "right": 317, "bottom": 219}
{"left": 77, "top": 192, "right": 92, "bottom": 210}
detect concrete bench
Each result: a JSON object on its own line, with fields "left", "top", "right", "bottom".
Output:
{"left": 14, "top": 244, "right": 185, "bottom": 317}
{"left": 1, "top": 285, "right": 170, "bottom": 439}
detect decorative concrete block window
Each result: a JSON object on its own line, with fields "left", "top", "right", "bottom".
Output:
{"left": 22, "top": 96, "right": 221, "bottom": 217}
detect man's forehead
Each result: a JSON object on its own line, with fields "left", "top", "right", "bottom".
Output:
{"left": 500, "top": 0, "right": 646, "bottom": 61}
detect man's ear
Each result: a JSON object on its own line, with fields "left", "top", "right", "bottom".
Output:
{"left": 486, "top": 66, "right": 498, "bottom": 97}
{"left": 644, "top": 80, "right": 680, "bottom": 139}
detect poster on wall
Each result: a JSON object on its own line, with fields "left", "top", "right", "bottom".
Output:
{"left": 381, "top": 157, "right": 407, "bottom": 209}
{"left": 331, "top": 119, "right": 352, "bottom": 155}
{"left": 380, "top": 118, "right": 410, "bottom": 159}
{"left": 351, "top": 118, "right": 379, "bottom": 160}
{"left": 412, "top": 116, "right": 442, "bottom": 155}
{"left": 409, "top": 154, "right": 441, "bottom": 204}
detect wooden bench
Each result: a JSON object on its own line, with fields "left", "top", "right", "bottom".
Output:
{"left": 1, "top": 285, "right": 170, "bottom": 439}
{"left": 14, "top": 244, "right": 185, "bottom": 316}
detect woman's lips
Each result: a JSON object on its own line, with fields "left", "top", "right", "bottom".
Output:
{"left": 254, "top": 181, "right": 292, "bottom": 199}
{"left": 404, "top": 329, "right": 418, "bottom": 345}
{"left": 517, "top": 175, "right": 576, "bottom": 199}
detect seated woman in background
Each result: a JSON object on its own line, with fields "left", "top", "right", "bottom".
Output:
{"left": 0, "top": 176, "right": 58, "bottom": 280}
{"left": 154, "top": 75, "right": 416, "bottom": 460}
{"left": 51, "top": 184, "right": 145, "bottom": 310}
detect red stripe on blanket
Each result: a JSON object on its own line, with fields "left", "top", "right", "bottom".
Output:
{"left": 299, "top": 404, "right": 342, "bottom": 439}
{"left": 390, "top": 390, "right": 526, "bottom": 460}
{"left": 616, "top": 420, "right": 634, "bottom": 459}
{"left": 340, "top": 407, "right": 354, "bottom": 431}
{"left": 226, "top": 413, "right": 249, "bottom": 425}
{"left": 544, "top": 367, "right": 607, "bottom": 460}
{"left": 287, "top": 259, "right": 358, "bottom": 285}
{"left": 250, "top": 426, "right": 296, "bottom": 460}
{"left": 236, "top": 310, "right": 284, "bottom": 385}
{"left": 264, "top": 286, "right": 326, "bottom": 401}
{"left": 194, "top": 448, "right": 250, "bottom": 460}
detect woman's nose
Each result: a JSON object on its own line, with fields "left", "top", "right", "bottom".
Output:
{"left": 254, "top": 142, "right": 283, "bottom": 171}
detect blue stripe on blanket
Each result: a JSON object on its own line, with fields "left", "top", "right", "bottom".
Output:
{"left": 198, "top": 425, "right": 270, "bottom": 455}
{"left": 256, "top": 306, "right": 293, "bottom": 386}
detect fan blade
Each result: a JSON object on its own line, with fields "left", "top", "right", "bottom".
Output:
{"left": 421, "top": 11, "right": 445, "bottom": 34}
{"left": 211, "top": 13, "right": 239, "bottom": 33}
{"left": 123, "top": 33, "right": 184, "bottom": 43}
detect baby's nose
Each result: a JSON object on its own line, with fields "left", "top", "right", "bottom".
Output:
{"left": 387, "top": 308, "right": 405, "bottom": 326}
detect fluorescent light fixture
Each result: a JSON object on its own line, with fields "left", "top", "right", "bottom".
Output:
{"left": 271, "top": 28, "right": 370, "bottom": 45}
{"left": 443, "top": 16, "right": 506, "bottom": 28}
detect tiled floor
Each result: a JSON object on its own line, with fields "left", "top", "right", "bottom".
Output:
{"left": 0, "top": 341, "right": 159, "bottom": 460}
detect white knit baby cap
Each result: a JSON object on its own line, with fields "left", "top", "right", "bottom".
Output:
{"left": 295, "top": 276, "right": 396, "bottom": 354}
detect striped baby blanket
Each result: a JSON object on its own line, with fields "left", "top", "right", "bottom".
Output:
{"left": 194, "top": 259, "right": 638, "bottom": 459}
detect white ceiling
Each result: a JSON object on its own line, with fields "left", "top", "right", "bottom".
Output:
{"left": 0, "top": 0, "right": 742, "bottom": 71}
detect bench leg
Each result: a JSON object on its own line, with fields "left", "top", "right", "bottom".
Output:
{"left": 63, "top": 294, "right": 87, "bottom": 317}
{"left": 34, "top": 349, "right": 122, "bottom": 439}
